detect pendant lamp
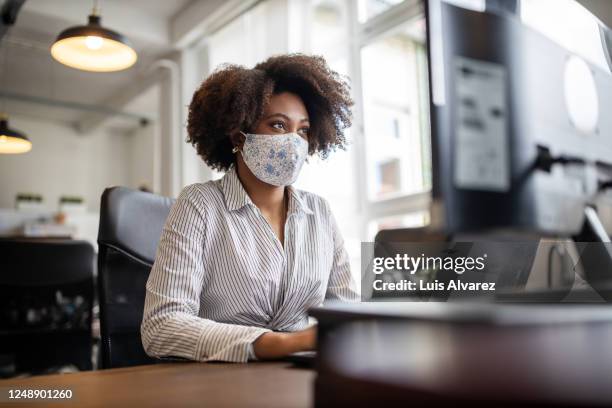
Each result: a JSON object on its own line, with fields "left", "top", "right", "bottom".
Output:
{"left": 50, "top": 2, "right": 137, "bottom": 72}
{"left": 0, "top": 114, "right": 31, "bottom": 154}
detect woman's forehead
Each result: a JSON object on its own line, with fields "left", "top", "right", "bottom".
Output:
{"left": 264, "top": 92, "right": 309, "bottom": 120}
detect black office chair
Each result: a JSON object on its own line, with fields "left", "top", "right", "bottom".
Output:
{"left": 97, "top": 187, "right": 175, "bottom": 369}
{"left": 0, "top": 239, "right": 94, "bottom": 377}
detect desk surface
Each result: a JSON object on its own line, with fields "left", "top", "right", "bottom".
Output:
{"left": 0, "top": 362, "right": 313, "bottom": 408}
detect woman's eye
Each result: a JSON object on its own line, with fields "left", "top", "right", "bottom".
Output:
{"left": 299, "top": 127, "right": 310, "bottom": 136}
{"left": 271, "top": 121, "right": 285, "bottom": 130}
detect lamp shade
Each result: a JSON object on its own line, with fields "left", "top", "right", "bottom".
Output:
{"left": 51, "top": 14, "right": 137, "bottom": 72}
{"left": 0, "top": 118, "right": 31, "bottom": 154}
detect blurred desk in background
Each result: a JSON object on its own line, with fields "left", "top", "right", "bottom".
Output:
{"left": 0, "top": 209, "right": 99, "bottom": 250}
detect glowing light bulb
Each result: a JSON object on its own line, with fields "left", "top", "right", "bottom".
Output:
{"left": 85, "top": 36, "right": 103, "bottom": 50}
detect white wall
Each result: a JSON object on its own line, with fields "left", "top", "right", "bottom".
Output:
{"left": 0, "top": 114, "right": 132, "bottom": 212}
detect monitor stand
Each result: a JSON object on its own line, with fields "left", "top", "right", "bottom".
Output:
{"left": 571, "top": 206, "right": 612, "bottom": 299}
{"left": 574, "top": 206, "right": 611, "bottom": 243}
{"left": 493, "top": 206, "right": 612, "bottom": 303}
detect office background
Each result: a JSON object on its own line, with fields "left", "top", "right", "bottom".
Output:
{"left": 1, "top": 0, "right": 611, "bottom": 282}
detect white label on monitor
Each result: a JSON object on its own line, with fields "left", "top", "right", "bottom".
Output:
{"left": 454, "top": 57, "right": 510, "bottom": 192}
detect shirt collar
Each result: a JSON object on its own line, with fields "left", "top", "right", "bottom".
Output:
{"left": 220, "top": 166, "right": 253, "bottom": 211}
{"left": 286, "top": 185, "right": 314, "bottom": 215}
{"left": 220, "top": 166, "right": 313, "bottom": 215}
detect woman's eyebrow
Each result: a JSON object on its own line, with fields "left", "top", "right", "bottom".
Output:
{"left": 264, "top": 113, "right": 309, "bottom": 122}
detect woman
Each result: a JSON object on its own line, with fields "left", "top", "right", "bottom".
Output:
{"left": 141, "top": 54, "right": 358, "bottom": 363}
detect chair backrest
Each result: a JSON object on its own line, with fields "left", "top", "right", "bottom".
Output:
{"left": 0, "top": 239, "right": 94, "bottom": 375}
{"left": 97, "top": 187, "right": 174, "bottom": 369}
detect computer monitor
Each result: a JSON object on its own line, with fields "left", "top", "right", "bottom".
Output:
{"left": 425, "top": 0, "right": 612, "bottom": 238}
{"left": 366, "top": 1, "right": 612, "bottom": 301}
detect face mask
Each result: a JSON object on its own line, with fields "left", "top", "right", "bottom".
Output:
{"left": 238, "top": 131, "right": 308, "bottom": 186}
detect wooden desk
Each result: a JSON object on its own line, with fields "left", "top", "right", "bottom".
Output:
{"left": 0, "top": 362, "right": 313, "bottom": 407}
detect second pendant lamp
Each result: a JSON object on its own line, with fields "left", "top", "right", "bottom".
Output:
{"left": 0, "top": 114, "right": 31, "bottom": 154}
{"left": 50, "top": 1, "right": 137, "bottom": 72}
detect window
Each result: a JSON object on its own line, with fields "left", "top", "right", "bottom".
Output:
{"left": 354, "top": 1, "right": 432, "bottom": 242}
{"left": 207, "top": 1, "right": 286, "bottom": 69}
{"left": 358, "top": 0, "right": 406, "bottom": 22}
{"left": 360, "top": 20, "right": 430, "bottom": 200}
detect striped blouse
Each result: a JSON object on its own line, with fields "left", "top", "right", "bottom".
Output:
{"left": 141, "top": 166, "right": 358, "bottom": 363}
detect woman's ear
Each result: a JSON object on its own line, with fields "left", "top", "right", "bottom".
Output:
{"left": 229, "top": 130, "right": 246, "bottom": 151}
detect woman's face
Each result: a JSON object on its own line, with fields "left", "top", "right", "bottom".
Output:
{"left": 233, "top": 91, "right": 310, "bottom": 187}
{"left": 252, "top": 91, "right": 310, "bottom": 139}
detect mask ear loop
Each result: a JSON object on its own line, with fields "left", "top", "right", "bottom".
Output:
{"left": 232, "top": 131, "right": 247, "bottom": 154}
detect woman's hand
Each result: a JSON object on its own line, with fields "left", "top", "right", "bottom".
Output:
{"left": 253, "top": 326, "right": 317, "bottom": 360}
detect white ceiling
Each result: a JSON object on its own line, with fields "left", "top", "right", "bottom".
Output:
{"left": 0, "top": 0, "right": 194, "bottom": 130}
{"left": 115, "top": 0, "right": 193, "bottom": 19}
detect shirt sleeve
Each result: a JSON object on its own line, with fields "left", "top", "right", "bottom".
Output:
{"left": 141, "top": 185, "right": 270, "bottom": 363}
{"left": 325, "top": 205, "right": 360, "bottom": 302}
{"left": 247, "top": 343, "right": 258, "bottom": 361}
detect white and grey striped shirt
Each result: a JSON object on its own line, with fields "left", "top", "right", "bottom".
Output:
{"left": 141, "top": 166, "right": 358, "bottom": 363}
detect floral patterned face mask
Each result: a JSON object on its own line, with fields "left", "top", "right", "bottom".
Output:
{"left": 238, "top": 131, "right": 309, "bottom": 186}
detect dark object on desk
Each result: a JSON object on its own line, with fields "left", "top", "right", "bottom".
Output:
{"left": 97, "top": 186, "right": 174, "bottom": 369}
{"left": 315, "top": 318, "right": 612, "bottom": 407}
{"left": 284, "top": 351, "right": 317, "bottom": 368}
{"left": 312, "top": 302, "right": 612, "bottom": 407}
{"left": 0, "top": 239, "right": 94, "bottom": 377}
{"left": 311, "top": 301, "right": 612, "bottom": 337}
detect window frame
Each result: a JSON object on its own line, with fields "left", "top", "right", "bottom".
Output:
{"left": 347, "top": 0, "right": 432, "bottom": 240}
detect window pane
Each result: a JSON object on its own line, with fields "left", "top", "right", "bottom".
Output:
{"left": 360, "top": 18, "right": 431, "bottom": 201}
{"left": 208, "top": 1, "right": 285, "bottom": 69}
{"left": 367, "top": 211, "right": 430, "bottom": 240}
{"left": 358, "top": 0, "right": 406, "bottom": 23}
{"left": 310, "top": 0, "right": 349, "bottom": 57}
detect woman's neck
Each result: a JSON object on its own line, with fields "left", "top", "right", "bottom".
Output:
{"left": 235, "top": 159, "right": 286, "bottom": 214}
